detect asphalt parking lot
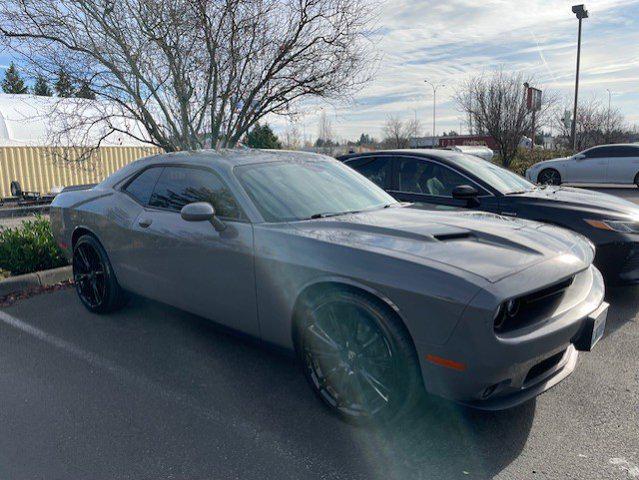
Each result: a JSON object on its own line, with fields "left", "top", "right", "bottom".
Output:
{"left": 0, "top": 187, "right": 637, "bottom": 480}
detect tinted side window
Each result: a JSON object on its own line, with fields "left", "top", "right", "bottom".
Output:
{"left": 149, "top": 167, "right": 243, "bottom": 220}
{"left": 345, "top": 157, "right": 392, "bottom": 188}
{"left": 610, "top": 146, "right": 639, "bottom": 158}
{"left": 584, "top": 147, "right": 616, "bottom": 158}
{"left": 125, "top": 167, "right": 163, "bottom": 205}
{"left": 398, "top": 159, "right": 468, "bottom": 197}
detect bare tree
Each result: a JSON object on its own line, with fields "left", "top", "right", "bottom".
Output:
{"left": 454, "top": 70, "right": 555, "bottom": 167}
{"left": 317, "top": 111, "right": 334, "bottom": 146}
{"left": 553, "top": 98, "right": 628, "bottom": 150}
{"left": 0, "top": 0, "right": 375, "bottom": 154}
{"left": 382, "top": 115, "right": 421, "bottom": 148}
{"left": 283, "top": 121, "right": 302, "bottom": 150}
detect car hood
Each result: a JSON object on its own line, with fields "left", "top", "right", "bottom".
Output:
{"left": 531, "top": 157, "right": 570, "bottom": 168}
{"left": 288, "top": 206, "right": 593, "bottom": 283}
{"left": 509, "top": 186, "right": 639, "bottom": 219}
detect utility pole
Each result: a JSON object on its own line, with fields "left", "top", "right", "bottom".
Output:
{"left": 606, "top": 88, "right": 612, "bottom": 139}
{"left": 424, "top": 80, "right": 445, "bottom": 148}
{"left": 571, "top": 4, "right": 589, "bottom": 152}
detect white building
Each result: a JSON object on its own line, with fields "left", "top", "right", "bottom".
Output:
{"left": 0, "top": 93, "right": 151, "bottom": 147}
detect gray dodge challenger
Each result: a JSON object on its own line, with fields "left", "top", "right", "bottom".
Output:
{"left": 50, "top": 150, "right": 608, "bottom": 422}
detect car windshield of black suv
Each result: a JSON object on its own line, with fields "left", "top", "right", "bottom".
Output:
{"left": 236, "top": 159, "right": 397, "bottom": 222}
{"left": 453, "top": 154, "right": 536, "bottom": 194}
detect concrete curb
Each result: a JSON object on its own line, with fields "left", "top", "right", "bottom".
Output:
{"left": 0, "top": 265, "right": 72, "bottom": 297}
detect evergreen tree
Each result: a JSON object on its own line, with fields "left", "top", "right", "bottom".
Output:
{"left": 32, "top": 75, "right": 53, "bottom": 96}
{"left": 245, "top": 123, "right": 282, "bottom": 149}
{"left": 76, "top": 80, "right": 96, "bottom": 99}
{"left": 54, "top": 68, "right": 75, "bottom": 97}
{"left": 1, "top": 62, "right": 28, "bottom": 94}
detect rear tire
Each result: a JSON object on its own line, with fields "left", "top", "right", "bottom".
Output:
{"left": 296, "top": 289, "right": 423, "bottom": 424}
{"left": 634, "top": 172, "right": 639, "bottom": 188}
{"left": 538, "top": 168, "right": 561, "bottom": 185}
{"left": 73, "top": 235, "right": 126, "bottom": 313}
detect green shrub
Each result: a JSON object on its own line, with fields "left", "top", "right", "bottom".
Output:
{"left": 0, "top": 216, "right": 68, "bottom": 276}
{"left": 495, "top": 149, "right": 572, "bottom": 176}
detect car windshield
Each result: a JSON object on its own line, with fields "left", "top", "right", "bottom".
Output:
{"left": 236, "top": 159, "right": 396, "bottom": 222}
{"left": 451, "top": 154, "right": 536, "bottom": 194}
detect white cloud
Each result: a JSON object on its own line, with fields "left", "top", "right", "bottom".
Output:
{"left": 272, "top": 0, "right": 639, "bottom": 141}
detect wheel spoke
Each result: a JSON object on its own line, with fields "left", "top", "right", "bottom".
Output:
{"left": 359, "top": 331, "right": 381, "bottom": 353}
{"left": 90, "top": 280, "right": 101, "bottom": 304}
{"left": 77, "top": 245, "right": 91, "bottom": 270}
{"left": 308, "top": 348, "right": 341, "bottom": 361}
{"left": 359, "top": 368, "right": 390, "bottom": 403}
{"left": 308, "top": 323, "right": 340, "bottom": 351}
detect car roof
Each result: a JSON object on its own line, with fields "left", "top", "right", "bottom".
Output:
{"left": 338, "top": 148, "right": 466, "bottom": 163}
{"left": 100, "top": 148, "right": 335, "bottom": 188}
{"left": 149, "top": 148, "right": 332, "bottom": 167}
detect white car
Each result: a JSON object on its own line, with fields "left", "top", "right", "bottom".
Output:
{"left": 526, "top": 144, "right": 639, "bottom": 187}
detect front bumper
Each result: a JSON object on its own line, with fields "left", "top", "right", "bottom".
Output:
{"left": 595, "top": 240, "right": 639, "bottom": 284}
{"left": 414, "top": 265, "right": 606, "bottom": 410}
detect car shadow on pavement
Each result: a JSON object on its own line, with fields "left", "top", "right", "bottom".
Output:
{"left": 109, "top": 294, "right": 536, "bottom": 479}
{"left": 603, "top": 285, "right": 639, "bottom": 337}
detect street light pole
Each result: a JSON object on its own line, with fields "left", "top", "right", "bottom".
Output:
{"left": 606, "top": 88, "right": 612, "bottom": 137}
{"left": 424, "top": 80, "right": 445, "bottom": 147}
{"left": 571, "top": 4, "right": 589, "bottom": 152}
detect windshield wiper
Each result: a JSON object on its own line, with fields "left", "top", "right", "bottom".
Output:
{"left": 309, "top": 212, "right": 344, "bottom": 219}
{"left": 308, "top": 204, "right": 395, "bottom": 220}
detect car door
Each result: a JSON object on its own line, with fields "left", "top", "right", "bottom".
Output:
{"left": 566, "top": 146, "right": 609, "bottom": 183}
{"left": 605, "top": 146, "right": 639, "bottom": 184}
{"left": 387, "top": 156, "right": 500, "bottom": 212}
{"left": 124, "top": 165, "right": 259, "bottom": 336}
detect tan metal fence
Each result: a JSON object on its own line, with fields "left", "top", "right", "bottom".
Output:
{"left": 0, "top": 146, "right": 162, "bottom": 198}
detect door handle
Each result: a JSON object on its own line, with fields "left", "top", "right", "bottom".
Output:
{"left": 138, "top": 217, "right": 152, "bottom": 228}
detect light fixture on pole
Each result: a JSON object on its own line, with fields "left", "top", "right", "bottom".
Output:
{"left": 424, "top": 80, "right": 445, "bottom": 148}
{"left": 571, "top": 4, "right": 588, "bottom": 152}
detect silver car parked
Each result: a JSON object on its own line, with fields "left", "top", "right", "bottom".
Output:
{"left": 50, "top": 150, "right": 608, "bottom": 422}
{"left": 526, "top": 144, "right": 639, "bottom": 186}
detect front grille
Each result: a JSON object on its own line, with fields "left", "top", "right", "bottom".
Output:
{"left": 495, "top": 276, "right": 575, "bottom": 333}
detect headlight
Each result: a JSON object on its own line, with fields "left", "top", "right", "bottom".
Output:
{"left": 585, "top": 219, "right": 639, "bottom": 234}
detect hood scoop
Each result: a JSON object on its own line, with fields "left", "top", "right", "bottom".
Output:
{"left": 434, "top": 232, "right": 474, "bottom": 242}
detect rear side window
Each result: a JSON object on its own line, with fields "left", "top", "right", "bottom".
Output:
{"left": 345, "top": 157, "right": 392, "bottom": 188}
{"left": 125, "top": 167, "right": 163, "bottom": 205}
{"left": 610, "top": 146, "right": 639, "bottom": 158}
{"left": 149, "top": 166, "right": 243, "bottom": 220}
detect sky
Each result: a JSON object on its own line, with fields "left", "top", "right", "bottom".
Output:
{"left": 2, "top": 0, "right": 638, "bottom": 143}
{"left": 282, "top": 0, "right": 639, "bottom": 142}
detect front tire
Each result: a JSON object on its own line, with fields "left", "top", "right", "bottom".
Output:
{"left": 296, "top": 289, "right": 423, "bottom": 423}
{"left": 73, "top": 235, "right": 125, "bottom": 313}
{"left": 634, "top": 172, "right": 639, "bottom": 188}
{"left": 538, "top": 168, "right": 561, "bottom": 185}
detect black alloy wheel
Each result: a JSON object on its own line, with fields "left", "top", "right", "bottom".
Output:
{"left": 73, "top": 235, "right": 125, "bottom": 313}
{"left": 537, "top": 168, "right": 561, "bottom": 186}
{"left": 298, "top": 290, "right": 422, "bottom": 423}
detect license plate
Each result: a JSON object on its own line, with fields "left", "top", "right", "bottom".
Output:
{"left": 575, "top": 302, "right": 608, "bottom": 352}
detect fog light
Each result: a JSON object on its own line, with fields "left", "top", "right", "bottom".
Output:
{"left": 481, "top": 384, "right": 498, "bottom": 399}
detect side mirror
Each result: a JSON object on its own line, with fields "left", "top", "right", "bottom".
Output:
{"left": 452, "top": 185, "right": 480, "bottom": 206}
{"left": 574, "top": 153, "right": 586, "bottom": 160}
{"left": 180, "top": 202, "right": 226, "bottom": 231}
